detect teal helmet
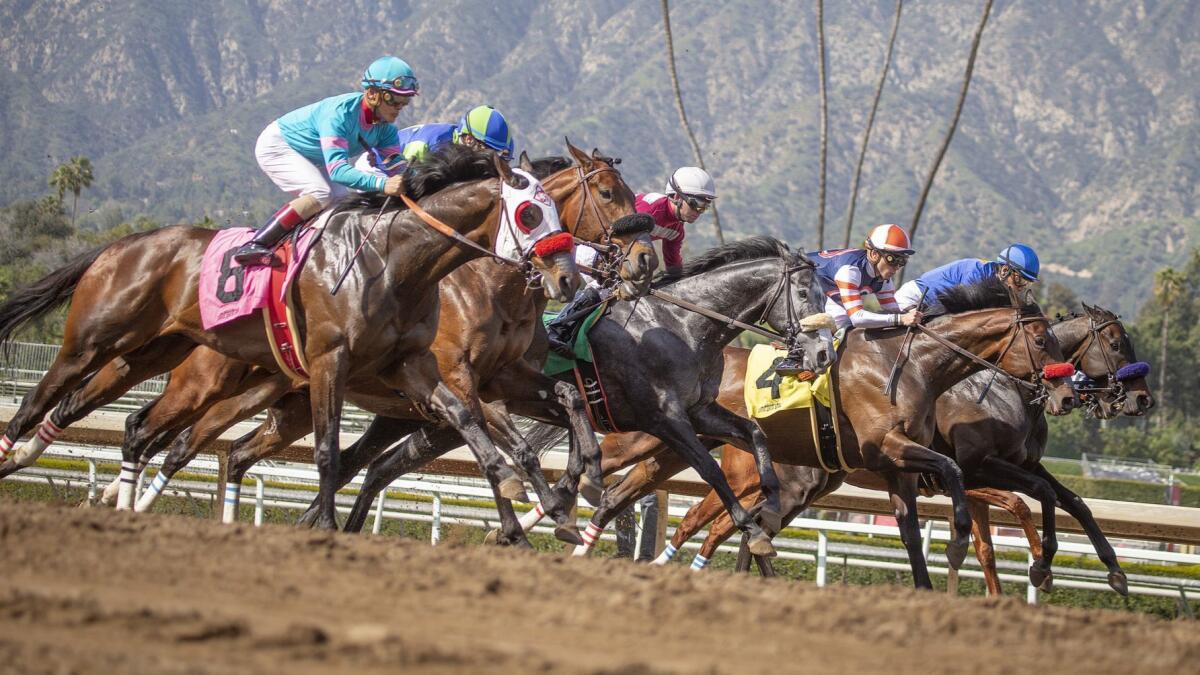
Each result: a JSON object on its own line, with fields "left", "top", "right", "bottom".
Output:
{"left": 997, "top": 243, "right": 1040, "bottom": 281}
{"left": 361, "top": 56, "right": 419, "bottom": 96}
{"left": 456, "top": 105, "right": 513, "bottom": 160}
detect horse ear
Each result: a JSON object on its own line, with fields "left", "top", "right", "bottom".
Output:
{"left": 494, "top": 153, "right": 517, "bottom": 186}
{"left": 565, "top": 137, "right": 591, "bottom": 168}
{"left": 518, "top": 150, "right": 533, "bottom": 173}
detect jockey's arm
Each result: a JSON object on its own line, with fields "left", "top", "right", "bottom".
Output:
{"left": 316, "top": 117, "right": 388, "bottom": 193}
{"left": 661, "top": 236, "right": 684, "bottom": 276}
{"left": 835, "top": 266, "right": 904, "bottom": 329}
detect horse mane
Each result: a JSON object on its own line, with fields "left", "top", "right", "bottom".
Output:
{"left": 334, "top": 144, "right": 499, "bottom": 214}
{"left": 936, "top": 275, "right": 1036, "bottom": 314}
{"left": 526, "top": 155, "right": 573, "bottom": 179}
{"left": 655, "top": 236, "right": 799, "bottom": 286}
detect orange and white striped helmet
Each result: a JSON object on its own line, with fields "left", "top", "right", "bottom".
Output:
{"left": 864, "top": 223, "right": 915, "bottom": 255}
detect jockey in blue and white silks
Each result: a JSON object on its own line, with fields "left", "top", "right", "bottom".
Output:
{"left": 354, "top": 105, "right": 514, "bottom": 177}
{"left": 894, "top": 243, "right": 1041, "bottom": 313}
{"left": 234, "top": 56, "right": 420, "bottom": 267}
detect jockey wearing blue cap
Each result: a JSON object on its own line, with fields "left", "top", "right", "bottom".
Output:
{"left": 356, "top": 105, "right": 514, "bottom": 177}
{"left": 234, "top": 55, "right": 420, "bottom": 267}
{"left": 894, "top": 243, "right": 1041, "bottom": 312}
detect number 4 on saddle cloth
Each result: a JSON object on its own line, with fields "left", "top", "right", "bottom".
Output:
{"left": 744, "top": 343, "right": 853, "bottom": 473}
{"left": 198, "top": 217, "right": 327, "bottom": 381}
{"left": 541, "top": 302, "right": 623, "bottom": 432}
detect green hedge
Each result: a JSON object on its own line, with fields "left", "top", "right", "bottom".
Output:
{"left": 1056, "top": 475, "right": 1200, "bottom": 507}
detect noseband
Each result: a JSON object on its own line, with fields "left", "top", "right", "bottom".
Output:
{"left": 1066, "top": 315, "right": 1150, "bottom": 414}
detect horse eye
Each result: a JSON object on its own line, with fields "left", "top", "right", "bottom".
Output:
{"left": 1109, "top": 341, "right": 1120, "bottom": 351}
{"left": 519, "top": 204, "right": 543, "bottom": 229}
{"left": 1034, "top": 336, "right": 1046, "bottom": 348}
{"left": 599, "top": 189, "right": 613, "bottom": 200}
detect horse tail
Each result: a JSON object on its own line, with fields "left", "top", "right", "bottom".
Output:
{"left": 522, "top": 421, "right": 570, "bottom": 458}
{"left": 0, "top": 243, "right": 107, "bottom": 350}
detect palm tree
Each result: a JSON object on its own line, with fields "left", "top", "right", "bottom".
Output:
{"left": 903, "top": 0, "right": 993, "bottom": 283}
{"left": 844, "top": 0, "right": 903, "bottom": 247}
{"left": 816, "top": 0, "right": 829, "bottom": 249}
{"left": 660, "top": 0, "right": 724, "bottom": 244}
{"left": 48, "top": 156, "right": 94, "bottom": 227}
{"left": 1153, "top": 267, "right": 1185, "bottom": 421}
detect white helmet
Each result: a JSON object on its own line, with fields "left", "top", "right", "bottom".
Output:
{"left": 665, "top": 167, "right": 716, "bottom": 200}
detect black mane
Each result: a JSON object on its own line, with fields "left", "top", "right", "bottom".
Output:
{"left": 656, "top": 236, "right": 801, "bottom": 285}
{"left": 937, "top": 275, "right": 1035, "bottom": 314}
{"left": 335, "top": 144, "right": 498, "bottom": 214}
{"left": 525, "top": 155, "right": 573, "bottom": 179}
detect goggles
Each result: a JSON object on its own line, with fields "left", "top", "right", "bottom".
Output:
{"left": 680, "top": 194, "right": 712, "bottom": 212}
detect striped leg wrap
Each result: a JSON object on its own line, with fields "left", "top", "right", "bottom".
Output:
{"left": 0, "top": 435, "right": 13, "bottom": 462}
{"left": 134, "top": 471, "right": 170, "bottom": 513}
{"left": 652, "top": 543, "right": 678, "bottom": 565}
{"left": 16, "top": 417, "right": 64, "bottom": 466}
{"left": 690, "top": 554, "right": 709, "bottom": 571}
{"left": 518, "top": 502, "right": 546, "bottom": 531}
{"left": 580, "top": 521, "right": 604, "bottom": 547}
{"left": 115, "top": 461, "right": 139, "bottom": 510}
{"left": 221, "top": 483, "right": 241, "bottom": 524}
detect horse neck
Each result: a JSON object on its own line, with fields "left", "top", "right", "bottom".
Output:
{"left": 1051, "top": 316, "right": 1091, "bottom": 365}
{"left": 386, "top": 180, "right": 501, "bottom": 289}
{"left": 543, "top": 169, "right": 604, "bottom": 244}
{"left": 653, "top": 259, "right": 781, "bottom": 353}
{"left": 909, "top": 308, "right": 1025, "bottom": 397}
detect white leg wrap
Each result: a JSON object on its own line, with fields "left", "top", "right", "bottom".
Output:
{"left": 519, "top": 502, "right": 546, "bottom": 532}
{"left": 115, "top": 461, "right": 138, "bottom": 511}
{"left": 652, "top": 543, "right": 678, "bottom": 565}
{"left": 134, "top": 471, "right": 170, "bottom": 512}
{"left": 571, "top": 521, "right": 604, "bottom": 557}
{"left": 221, "top": 483, "right": 241, "bottom": 524}
{"left": 0, "top": 435, "right": 14, "bottom": 462}
{"left": 12, "top": 418, "right": 64, "bottom": 466}
{"left": 690, "top": 554, "right": 709, "bottom": 571}
{"left": 99, "top": 476, "right": 122, "bottom": 506}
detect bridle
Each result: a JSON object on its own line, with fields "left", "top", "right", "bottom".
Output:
{"left": 1063, "top": 314, "right": 1145, "bottom": 414}
{"left": 558, "top": 162, "right": 651, "bottom": 287}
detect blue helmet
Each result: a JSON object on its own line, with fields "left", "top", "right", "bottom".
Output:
{"left": 997, "top": 243, "right": 1040, "bottom": 281}
{"left": 456, "top": 105, "right": 513, "bottom": 160}
{"left": 361, "top": 56, "right": 419, "bottom": 96}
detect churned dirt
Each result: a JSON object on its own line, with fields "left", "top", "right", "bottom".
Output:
{"left": 0, "top": 501, "right": 1194, "bottom": 674}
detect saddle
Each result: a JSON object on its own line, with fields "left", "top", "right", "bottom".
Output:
{"left": 744, "top": 343, "right": 853, "bottom": 473}
{"left": 541, "top": 302, "right": 621, "bottom": 432}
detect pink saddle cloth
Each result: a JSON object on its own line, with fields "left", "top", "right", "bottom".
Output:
{"left": 199, "top": 227, "right": 318, "bottom": 330}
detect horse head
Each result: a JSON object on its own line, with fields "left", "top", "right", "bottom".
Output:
{"left": 494, "top": 156, "right": 581, "bottom": 302}
{"left": 1077, "top": 303, "right": 1154, "bottom": 417}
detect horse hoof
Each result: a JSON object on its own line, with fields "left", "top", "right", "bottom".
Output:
{"left": 747, "top": 531, "right": 777, "bottom": 558}
{"left": 945, "top": 537, "right": 969, "bottom": 570}
{"left": 483, "top": 529, "right": 500, "bottom": 546}
{"left": 757, "top": 508, "right": 783, "bottom": 536}
{"left": 579, "top": 479, "right": 603, "bottom": 507}
{"left": 554, "top": 523, "right": 584, "bottom": 546}
{"left": 1029, "top": 563, "right": 1054, "bottom": 593}
{"left": 499, "top": 478, "right": 530, "bottom": 503}
{"left": 1108, "top": 570, "right": 1129, "bottom": 596}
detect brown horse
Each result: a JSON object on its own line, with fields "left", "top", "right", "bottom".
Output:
{"left": 44, "top": 145, "right": 655, "bottom": 544}
{"left": 519, "top": 277, "right": 1077, "bottom": 574}
{"left": 0, "top": 146, "right": 580, "bottom": 530}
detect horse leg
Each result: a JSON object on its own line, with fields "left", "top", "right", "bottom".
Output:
{"left": 965, "top": 496, "right": 1001, "bottom": 596}
{"left": 691, "top": 403, "right": 783, "bottom": 535}
{"left": 571, "top": 451, "right": 690, "bottom": 557}
{"left": 1032, "top": 463, "right": 1129, "bottom": 594}
{"left": 659, "top": 485, "right": 732, "bottom": 565}
{"left": 966, "top": 487, "right": 1045, "bottom": 597}
{"left": 887, "top": 473, "right": 933, "bottom": 590}
{"left": 221, "top": 391, "right": 318, "bottom": 524}
{"left": 878, "top": 427, "right": 972, "bottom": 569}
{"left": 970, "top": 457, "right": 1059, "bottom": 593}
{"left": 652, "top": 416, "right": 775, "bottom": 557}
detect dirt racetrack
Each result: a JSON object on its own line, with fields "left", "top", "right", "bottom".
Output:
{"left": 0, "top": 501, "right": 1195, "bottom": 674}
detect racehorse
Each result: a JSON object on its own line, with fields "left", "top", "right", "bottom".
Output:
{"left": 0, "top": 145, "right": 580, "bottom": 530}
{"left": 658, "top": 304, "right": 1149, "bottom": 594}
{"left": 349, "top": 237, "right": 833, "bottom": 556}
{"left": 517, "top": 276, "right": 1078, "bottom": 573}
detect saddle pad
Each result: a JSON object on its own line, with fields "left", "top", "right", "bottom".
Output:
{"left": 541, "top": 303, "right": 608, "bottom": 377}
{"left": 743, "top": 344, "right": 832, "bottom": 420}
{"left": 199, "top": 226, "right": 321, "bottom": 331}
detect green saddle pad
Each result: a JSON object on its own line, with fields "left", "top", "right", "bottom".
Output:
{"left": 542, "top": 303, "right": 607, "bottom": 376}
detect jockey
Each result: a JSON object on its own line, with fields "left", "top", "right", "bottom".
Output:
{"left": 778, "top": 224, "right": 919, "bottom": 375}
{"left": 894, "top": 243, "right": 1041, "bottom": 313}
{"left": 233, "top": 56, "right": 419, "bottom": 267}
{"left": 638, "top": 167, "right": 717, "bottom": 277}
{"left": 354, "top": 105, "right": 514, "bottom": 177}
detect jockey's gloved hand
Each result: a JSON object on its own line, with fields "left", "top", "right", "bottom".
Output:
{"left": 383, "top": 175, "right": 405, "bottom": 196}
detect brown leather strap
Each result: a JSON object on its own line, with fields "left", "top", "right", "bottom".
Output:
{"left": 648, "top": 288, "right": 786, "bottom": 342}
{"left": 915, "top": 322, "right": 1041, "bottom": 392}
{"left": 399, "top": 193, "right": 523, "bottom": 267}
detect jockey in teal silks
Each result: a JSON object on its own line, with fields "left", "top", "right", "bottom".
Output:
{"left": 894, "top": 243, "right": 1041, "bottom": 313}
{"left": 233, "top": 56, "right": 420, "bottom": 267}
{"left": 354, "top": 105, "right": 515, "bottom": 177}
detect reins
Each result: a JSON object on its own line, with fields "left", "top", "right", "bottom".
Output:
{"left": 910, "top": 312, "right": 1049, "bottom": 403}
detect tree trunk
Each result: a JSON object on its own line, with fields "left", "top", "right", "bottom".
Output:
{"left": 71, "top": 190, "right": 79, "bottom": 227}
{"left": 816, "top": 0, "right": 828, "bottom": 249}
{"left": 660, "top": 0, "right": 725, "bottom": 244}
{"left": 844, "top": 0, "right": 903, "bottom": 247}
{"left": 902, "top": 0, "right": 993, "bottom": 284}
{"left": 1158, "top": 308, "right": 1169, "bottom": 423}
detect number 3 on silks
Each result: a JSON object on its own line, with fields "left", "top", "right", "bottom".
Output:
{"left": 755, "top": 356, "right": 785, "bottom": 399}
{"left": 215, "top": 247, "right": 246, "bottom": 303}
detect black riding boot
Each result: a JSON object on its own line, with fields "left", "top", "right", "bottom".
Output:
{"left": 233, "top": 202, "right": 307, "bottom": 267}
{"left": 773, "top": 346, "right": 808, "bottom": 377}
{"left": 546, "top": 286, "right": 601, "bottom": 358}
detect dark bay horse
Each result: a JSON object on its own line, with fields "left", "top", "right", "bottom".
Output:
{"left": 353, "top": 237, "right": 833, "bottom": 556}
{"left": 0, "top": 146, "right": 580, "bottom": 530}
{"left": 658, "top": 304, "right": 1149, "bottom": 594}
{"left": 517, "top": 277, "right": 1078, "bottom": 573}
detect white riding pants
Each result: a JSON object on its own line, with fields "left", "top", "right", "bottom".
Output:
{"left": 255, "top": 122, "right": 348, "bottom": 207}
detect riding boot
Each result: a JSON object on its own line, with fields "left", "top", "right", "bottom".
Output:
{"left": 233, "top": 195, "right": 321, "bottom": 267}
{"left": 773, "top": 346, "right": 808, "bottom": 377}
{"left": 546, "top": 286, "right": 601, "bottom": 358}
